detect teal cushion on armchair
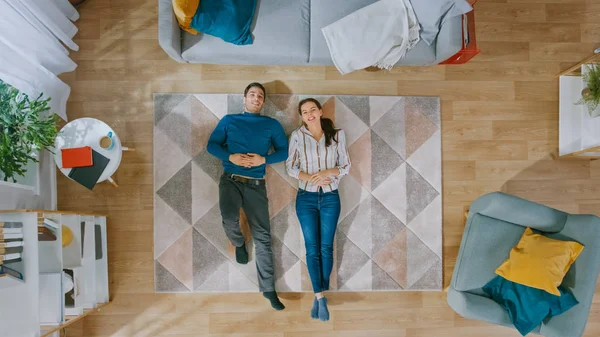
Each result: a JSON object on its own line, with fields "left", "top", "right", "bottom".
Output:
{"left": 483, "top": 276, "right": 579, "bottom": 336}
{"left": 190, "top": 0, "right": 256, "bottom": 45}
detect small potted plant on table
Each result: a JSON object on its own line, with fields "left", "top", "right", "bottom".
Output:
{"left": 577, "top": 64, "right": 600, "bottom": 118}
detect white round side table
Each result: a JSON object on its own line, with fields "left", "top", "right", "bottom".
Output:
{"left": 54, "top": 118, "right": 133, "bottom": 187}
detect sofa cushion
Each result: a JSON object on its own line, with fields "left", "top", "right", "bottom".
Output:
{"left": 309, "top": 0, "right": 436, "bottom": 66}
{"left": 172, "top": 0, "right": 200, "bottom": 35}
{"left": 453, "top": 213, "right": 525, "bottom": 292}
{"left": 182, "top": 0, "right": 310, "bottom": 65}
{"left": 495, "top": 227, "right": 584, "bottom": 296}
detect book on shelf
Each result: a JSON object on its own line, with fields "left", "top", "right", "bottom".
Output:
{"left": 0, "top": 222, "right": 23, "bottom": 228}
{"left": 0, "top": 246, "right": 23, "bottom": 255}
{"left": 0, "top": 241, "right": 24, "bottom": 248}
{"left": 0, "top": 227, "right": 22, "bottom": 235}
{"left": 0, "top": 252, "right": 22, "bottom": 264}
{"left": 0, "top": 264, "right": 23, "bottom": 280}
{"left": 0, "top": 233, "right": 23, "bottom": 240}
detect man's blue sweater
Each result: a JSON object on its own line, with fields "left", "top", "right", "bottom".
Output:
{"left": 207, "top": 112, "right": 289, "bottom": 178}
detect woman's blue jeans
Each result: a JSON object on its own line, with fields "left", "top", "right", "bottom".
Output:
{"left": 295, "top": 188, "right": 341, "bottom": 293}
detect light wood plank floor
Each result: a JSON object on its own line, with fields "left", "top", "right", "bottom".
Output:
{"left": 57, "top": 0, "right": 600, "bottom": 336}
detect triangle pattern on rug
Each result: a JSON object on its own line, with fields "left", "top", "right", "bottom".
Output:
{"left": 334, "top": 98, "right": 369, "bottom": 146}
{"left": 190, "top": 96, "right": 220, "bottom": 158}
{"left": 155, "top": 260, "right": 190, "bottom": 292}
{"left": 407, "top": 194, "right": 442, "bottom": 259}
{"left": 156, "top": 161, "right": 192, "bottom": 224}
{"left": 406, "top": 130, "right": 441, "bottom": 193}
{"left": 339, "top": 260, "right": 372, "bottom": 291}
{"left": 229, "top": 260, "right": 258, "bottom": 291}
{"left": 271, "top": 162, "right": 300, "bottom": 191}
{"left": 405, "top": 96, "right": 441, "bottom": 128}
{"left": 193, "top": 228, "right": 230, "bottom": 291}
{"left": 371, "top": 130, "right": 404, "bottom": 191}
{"left": 272, "top": 236, "right": 300, "bottom": 286}
{"left": 265, "top": 166, "right": 297, "bottom": 220}
{"left": 338, "top": 95, "right": 370, "bottom": 126}
{"left": 194, "top": 203, "right": 229, "bottom": 260}
{"left": 193, "top": 149, "right": 224, "bottom": 184}
{"left": 406, "top": 229, "right": 439, "bottom": 288}
{"left": 276, "top": 260, "right": 302, "bottom": 292}
{"left": 348, "top": 130, "right": 372, "bottom": 192}
{"left": 337, "top": 233, "right": 370, "bottom": 290}
{"left": 157, "top": 95, "right": 195, "bottom": 157}
{"left": 372, "top": 163, "right": 407, "bottom": 225}
{"left": 338, "top": 195, "right": 372, "bottom": 258}
{"left": 371, "top": 194, "right": 406, "bottom": 256}
{"left": 154, "top": 195, "right": 191, "bottom": 259}
{"left": 406, "top": 164, "right": 439, "bottom": 224}
{"left": 191, "top": 160, "right": 219, "bottom": 225}
{"left": 369, "top": 96, "right": 402, "bottom": 126}
{"left": 405, "top": 104, "right": 438, "bottom": 158}
{"left": 409, "top": 257, "right": 442, "bottom": 290}
{"left": 372, "top": 99, "right": 406, "bottom": 160}
{"left": 194, "top": 94, "right": 228, "bottom": 120}
{"left": 157, "top": 228, "right": 193, "bottom": 291}
{"left": 270, "top": 202, "right": 302, "bottom": 259}
{"left": 154, "top": 126, "right": 192, "bottom": 193}
{"left": 227, "top": 94, "right": 244, "bottom": 115}
{"left": 154, "top": 93, "right": 189, "bottom": 125}
{"left": 338, "top": 174, "right": 370, "bottom": 230}
{"left": 372, "top": 227, "right": 407, "bottom": 288}
{"left": 372, "top": 258, "right": 402, "bottom": 290}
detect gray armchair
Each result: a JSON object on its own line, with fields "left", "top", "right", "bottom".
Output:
{"left": 448, "top": 192, "right": 600, "bottom": 337}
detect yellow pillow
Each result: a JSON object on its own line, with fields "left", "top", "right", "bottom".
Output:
{"left": 495, "top": 227, "right": 584, "bottom": 296}
{"left": 173, "top": 0, "right": 200, "bottom": 35}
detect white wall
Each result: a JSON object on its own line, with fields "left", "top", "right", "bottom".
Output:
{"left": 0, "top": 150, "right": 56, "bottom": 210}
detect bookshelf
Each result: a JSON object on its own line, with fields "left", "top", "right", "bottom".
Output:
{"left": 0, "top": 210, "right": 110, "bottom": 337}
{"left": 557, "top": 52, "right": 600, "bottom": 159}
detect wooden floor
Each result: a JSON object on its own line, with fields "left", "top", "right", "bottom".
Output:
{"left": 57, "top": 0, "right": 600, "bottom": 336}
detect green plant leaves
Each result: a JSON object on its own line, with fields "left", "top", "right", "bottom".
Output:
{"left": 0, "top": 80, "right": 58, "bottom": 182}
{"left": 576, "top": 64, "right": 600, "bottom": 116}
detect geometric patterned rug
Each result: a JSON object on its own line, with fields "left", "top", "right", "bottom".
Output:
{"left": 153, "top": 93, "right": 442, "bottom": 292}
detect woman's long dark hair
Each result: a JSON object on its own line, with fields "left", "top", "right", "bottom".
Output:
{"left": 298, "top": 98, "right": 338, "bottom": 147}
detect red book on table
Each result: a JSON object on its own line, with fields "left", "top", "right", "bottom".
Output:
{"left": 61, "top": 146, "right": 93, "bottom": 168}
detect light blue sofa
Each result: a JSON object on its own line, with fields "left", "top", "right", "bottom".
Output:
{"left": 158, "top": 0, "right": 464, "bottom": 65}
{"left": 448, "top": 192, "right": 600, "bottom": 337}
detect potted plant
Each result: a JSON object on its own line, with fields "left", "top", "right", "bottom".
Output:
{"left": 0, "top": 80, "right": 58, "bottom": 183}
{"left": 576, "top": 64, "right": 600, "bottom": 117}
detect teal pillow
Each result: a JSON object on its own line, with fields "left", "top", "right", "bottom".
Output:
{"left": 190, "top": 0, "right": 256, "bottom": 45}
{"left": 483, "top": 276, "right": 579, "bottom": 336}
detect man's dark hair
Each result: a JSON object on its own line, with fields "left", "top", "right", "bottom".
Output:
{"left": 244, "top": 82, "right": 266, "bottom": 99}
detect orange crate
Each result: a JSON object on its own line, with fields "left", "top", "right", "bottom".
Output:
{"left": 440, "top": 1, "right": 480, "bottom": 65}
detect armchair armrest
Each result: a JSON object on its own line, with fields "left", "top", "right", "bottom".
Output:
{"left": 158, "top": 0, "right": 186, "bottom": 63}
{"left": 469, "top": 192, "right": 568, "bottom": 233}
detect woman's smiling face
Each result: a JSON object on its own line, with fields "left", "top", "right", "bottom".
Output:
{"left": 300, "top": 100, "right": 322, "bottom": 126}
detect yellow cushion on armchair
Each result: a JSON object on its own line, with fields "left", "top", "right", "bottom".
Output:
{"left": 495, "top": 227, "right": 584, "bottom": 296}
{"left": 173, "top": 0, "right": 200, "bottom": 35}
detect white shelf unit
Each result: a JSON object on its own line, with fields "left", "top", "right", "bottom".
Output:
{"left": 0, "top": 210, "right": 110, "bottom": 337}
{"left": 558, "top": 60, "right": 600, "bottom": 159}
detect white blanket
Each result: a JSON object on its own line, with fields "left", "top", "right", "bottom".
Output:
{"left": 321, "top": 0, "right": 420, "bottom": 75}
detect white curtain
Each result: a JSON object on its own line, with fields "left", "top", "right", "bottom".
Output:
{"left": 0, "top": 0, "right": 80, "bottom": 121}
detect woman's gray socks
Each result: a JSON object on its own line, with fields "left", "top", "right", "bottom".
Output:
{"left": 311, "top": 297, "right": 319, "bottom": 319}
{"left": 318, "top": 297, "right": 329, "bottom": 322}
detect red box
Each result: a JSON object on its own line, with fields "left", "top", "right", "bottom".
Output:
{"left": 440, "top": 0, "right": 480, "bottom": 65}
{"left": 61, "top": 146, "right": 93, "bottom": 168}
